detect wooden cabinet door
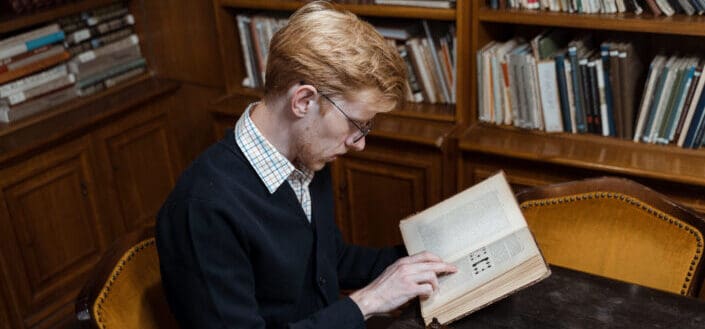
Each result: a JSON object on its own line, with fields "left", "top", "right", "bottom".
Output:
{"left": 94, "top": 109, "right": 179, "bottom": 232}
{"left": 0, "top": 136, "right": 106, "bottom": 329}
{"left": 333, "top": 141, "right": 444, "bottom": 248}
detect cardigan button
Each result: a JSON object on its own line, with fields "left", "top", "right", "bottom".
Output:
{"left": 318, "top": 276, "right": 326, "bottom": 286}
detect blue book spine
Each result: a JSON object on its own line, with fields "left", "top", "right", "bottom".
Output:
{"left": 600, "top": 45, "right": 616, "bottom": 136}
{"left": 25, "top": 31, "right": 65, "bottom": 51}
{"left": 555, "top": 54, "right": 572, "bottom": 132}
{"left": 569, "top": 47, "right": 586, "bottom": 133}
{"left": 683, "top": 88, "right": 705, "bottom": 148}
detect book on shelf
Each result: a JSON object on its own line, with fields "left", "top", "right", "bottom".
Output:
{"left": 233, "top": 12, "right": 457, "bottom": 107}
{"left": 374, "top": 0, "right": 456, "bottom": 8}
{"left": 0, "top": 1, "right": 148, "bottom": 123}
{"left": 399, "top": 172, "right": 550, "bottom": 326}
{"left": 484, "top": 0, "right": 705, "bottom": 16}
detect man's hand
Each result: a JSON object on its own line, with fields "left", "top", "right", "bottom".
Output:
{"left": 349, "top": 251, "right": 457, "bottom": 319}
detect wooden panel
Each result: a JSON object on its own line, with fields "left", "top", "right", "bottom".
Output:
{"left": 163, "top": 84, "right": 223, "bottom": 171}
{"left": 95, "top": 110, "right": 178, "bottom": 232}
{"left": 460, "top": 125, "right": 705, "bottom": 188}
{"left": 333, "top": 140, "right": 444, "bottom": 247}
{"left": 0, "top": 136, "right": 106, "bottom": 329}
{"left": 132, "top": 0, "right": 224, "bottom": 88}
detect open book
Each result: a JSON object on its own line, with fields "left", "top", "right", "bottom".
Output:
{"left": 399, "top": 172, "right": 550, "bottom": 325}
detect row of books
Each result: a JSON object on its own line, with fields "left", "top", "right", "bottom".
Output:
{"left": 487, "top": 0, "right": 705, "bottom": 16}
{"left": 236, "top": 13, "right": 456, "bottom": 105}
{"left": 379, "top": 21, "right": 456, "bottom": 104}
{"left": 1, "top": 0, "right": 73, "bottom": 14}
{"left": 235, "top": 14, "right": 287, "bottom": 89}
{"left": 374, "top": 0, "right": 456, "bottom": 8}
{"left": 0, "top": 2, "right": 148, "bottom": 123}
{"left": 478, "top": 31, "right": 705, "bottom": 149}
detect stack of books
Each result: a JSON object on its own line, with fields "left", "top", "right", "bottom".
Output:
{"left": 0, "top": 2, "right": 148, "bottom": 123}
{"left": 0, "top": 24, "right": 74, "bottom": 123}
{"left": 487, "top": 0, "right": 705, "bottom": 17}
{"left": 59, "top": 2, "right": 147, "bottom": 97}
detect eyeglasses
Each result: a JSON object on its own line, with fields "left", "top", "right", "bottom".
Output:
{"left": 320, "top": 93, "right": 373, "bottom": 144}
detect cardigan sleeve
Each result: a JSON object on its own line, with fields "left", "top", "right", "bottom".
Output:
{"left": 156, "top": 197, "right": 367, "bottom": 329}
{"left": 333, "top": 223, "right": 408, "bottom": 290}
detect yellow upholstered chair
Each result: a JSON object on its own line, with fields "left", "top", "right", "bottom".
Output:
{"left": 517, "top": 177, "right": 705, "bottom": 297}
{"left": 76, "top": 227, "right": 179, "bottom": 329}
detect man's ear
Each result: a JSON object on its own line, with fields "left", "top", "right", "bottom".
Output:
{"left": 290, "top": 84, "right": 318, "bottom": 118}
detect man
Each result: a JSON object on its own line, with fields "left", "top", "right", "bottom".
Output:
{"left": 156, "top": 2, "right": 456, "bottom": 328}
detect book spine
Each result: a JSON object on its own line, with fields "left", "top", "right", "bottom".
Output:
{"left": 6, "top": 45, "right": 64, "bottom": 72}
{"left": 90, "top": 28, "right": 133, "bottom": 49}
{"left": 103, "top": 66, "right": 146, "bottom": 88}
{"left": 0, "top": 24, "right": 60, "bottom": 50}
{"left": 76, "top": 34, "right": 139, "bottom": 64}
{"left": 0, "top": 51, "right": 70, "bottom": 85}
{"left": 0, "top": 45, "right": 51, "bottom": 73}
{"left": 674, "top": 68, "right": 701, "bottom": 145}
{"left": 555, "top": 54, "right": 573, "bottom": 132}
{"left": 77, "top": 57, "right": 146, "bottom": 88}
{"left": 568, "top": 47, "right": 587, "bottom": 133}
{"left": 600, "top": 44, "right": 616, "bottom": 136}
{"left": 0, "top": 64, "right": 67, "bottom": 97}
{"left": 5, "top": 73, "right": 75, "bottom": 106}
{"left": 0, "top": 86, "right": 76, "bottom": 123}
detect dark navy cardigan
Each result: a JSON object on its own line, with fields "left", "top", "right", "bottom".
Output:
{"left": 156, "top": 131, "right": 405, "bottom": 329}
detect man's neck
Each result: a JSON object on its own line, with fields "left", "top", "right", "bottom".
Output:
{"left": 249, "top": 101, "right": 296, "bottom": 162}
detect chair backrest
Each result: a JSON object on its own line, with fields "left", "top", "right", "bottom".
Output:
{"left": 76, "top": 227, "right": 179, "bottom": 329}
{"left": 516, "top": 177, "right": 705, "bottom": 297}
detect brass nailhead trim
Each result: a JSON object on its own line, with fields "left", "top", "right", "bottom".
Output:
{"left": 521, "top": 192, "right": 704, "bottom": 295}
{"left": 93, "top": 238, "right": 156, "bottom": 329}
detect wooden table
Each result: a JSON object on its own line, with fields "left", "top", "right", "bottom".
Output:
{"left": 387, "top": 266, "right": 705, "bottom": 329}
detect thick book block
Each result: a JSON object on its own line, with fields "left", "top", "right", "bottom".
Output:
{"left": 399, "top": 172, "right": 550, "bottom": 326}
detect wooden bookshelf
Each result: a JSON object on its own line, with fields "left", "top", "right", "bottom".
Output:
{"left": 465, "top": 1, "right": 705, "bottom": 222}
{"left": 213, "top": 0, "right": 470, "bottom": 124}
{"left": 461, "top": 124, "right": 705, "bottom": 187}
{"left": 0, "top": 76, "right": 179, "bottom": 164}
{"left": 219, "top": 0, "right": 456, "bottom": 20}
{"left": 477, "top": 6, "right": 705, "bottom": 37}
{"left": 0, "top": 0, "right": 118, "bottom": 34}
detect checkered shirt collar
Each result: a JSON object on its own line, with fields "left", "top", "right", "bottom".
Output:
{"left": 235, "top": 103, "right": 314, "bottom": 194}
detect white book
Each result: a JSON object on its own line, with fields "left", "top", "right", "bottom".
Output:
{"left": 236, "top": 15, "right": 256, "bottom": 88}
{"left": 595, "top": 59, "right": 610, "bottom": 136}
{"left": 537, "top": 60, "right": 563, "bottom": 132}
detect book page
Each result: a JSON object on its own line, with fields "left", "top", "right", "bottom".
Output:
{"left": 420, "top": 227, "right": 540, "bottom": 313}
{"left": 400, "top": 172, "right": 526, "bottom": 261}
